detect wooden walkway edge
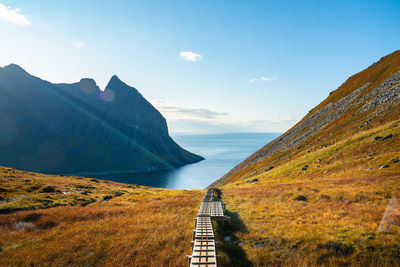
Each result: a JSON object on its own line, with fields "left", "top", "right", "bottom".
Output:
{"left": 186, "top": 188, "right": 230, "bottom": 267}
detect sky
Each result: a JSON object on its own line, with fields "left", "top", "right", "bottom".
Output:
{"left": 0, "top": 0, "right": 399, "bottom": 134}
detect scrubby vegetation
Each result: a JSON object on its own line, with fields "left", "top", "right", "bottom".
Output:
{"left": 215, "top": 119, "right": 400, "bottom": 266}
{"left": 0, "top": 167, "right": 202, "bottom": 266}
{"left": 221, "top": 172, "right": 400, "bottom": 266}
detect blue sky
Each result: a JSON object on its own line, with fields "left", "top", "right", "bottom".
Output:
{"left": 1, "top": 0, "right": 399, "bottom": 134}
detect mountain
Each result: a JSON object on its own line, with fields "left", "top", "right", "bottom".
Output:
{"left": 213, "top": 50, "right": 400, "bottom": 187}
{"left": 208, "top": 51, "right": 400, "bottom": 265}
{"left": 0, "top": 64, "right": 203, "bottom": 175}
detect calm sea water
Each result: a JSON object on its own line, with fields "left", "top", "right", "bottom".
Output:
{"left": 90, "top": 133, "right": 280, "bottom": 189}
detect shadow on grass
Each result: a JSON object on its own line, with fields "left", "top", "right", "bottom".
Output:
{"left": 214, "top": 209, "right": 252, "bottom": 267}
{"left": 214, "top": 188, "right": 223, "bottom": 200}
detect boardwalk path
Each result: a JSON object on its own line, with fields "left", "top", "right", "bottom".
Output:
{"left": 186, "top": 188, "right": 230, "bottom": 267}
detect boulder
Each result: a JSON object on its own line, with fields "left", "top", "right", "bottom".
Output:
{"left": 294, "top": 195, "right": 308, "bottom": 201}
{"left": 381, "top": 134, "right": 393, "bottom": 140}
{"left": 391, "top": 158, "right": 400, "bottom": 163}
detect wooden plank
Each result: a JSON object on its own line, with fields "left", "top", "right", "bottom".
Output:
{"left": 188, "top": 188, "right": 233, "bottom": 267}
{"left": 189, "top": 215, "right": 217, "bottom": 267}
{"left": 192, "top": 249, "right": 215, "bottom": 257}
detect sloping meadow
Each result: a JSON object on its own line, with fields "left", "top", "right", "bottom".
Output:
{"left": 219, "top": 120, "right": 400, "bottom": 266}
{"left": 0, "top": 168, "right": 202, "bottom": 266}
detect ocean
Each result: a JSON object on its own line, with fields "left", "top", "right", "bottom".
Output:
{"left": 90, "top": 133, "right": 280, "bottom": 189}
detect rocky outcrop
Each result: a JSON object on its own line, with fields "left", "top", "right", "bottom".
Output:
{"left": 0, "top": 64, "right": 203, "bottom": 175}
{"left": 358, "top": 70, "right": 400, "bottom": 113}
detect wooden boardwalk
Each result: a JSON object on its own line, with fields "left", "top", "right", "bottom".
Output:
{"left": 187, "top": 188, "right": 230, "bottom": 267}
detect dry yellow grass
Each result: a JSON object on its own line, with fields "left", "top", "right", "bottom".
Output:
{"left": 230, "top": 119, "right": 400, "bottom": 187}
{"left": 213, "top": 120, "right": 400, "bottom": 266}
{"left": 220, "top": 173, "right": 400, "bottom": 266}
{"left": 0, "top": 168, "right": 202, "bottom": 266}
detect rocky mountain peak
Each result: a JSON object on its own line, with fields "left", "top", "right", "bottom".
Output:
{"left": 3, "top": 63, "right": 29, "bottom": 76}
{"left": 79, "top": 78, "right": 100, "bottom": 94}
{"left": 107, "top": 75, "right": 126, "bottom": 88}
{"left": 105, "top": 74, "right": 143, "bottom": 99}
{"left": 0, "top": 65, "right": 203, "bottom": 174}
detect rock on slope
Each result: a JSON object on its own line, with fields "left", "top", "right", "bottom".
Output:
{"left": 0, "top": 64, "right": 203, "bottom": 174}
{"left": 212, "top": 50, "right": 400, "bottom": 186}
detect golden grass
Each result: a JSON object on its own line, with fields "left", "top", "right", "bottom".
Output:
{"left": 220, "top": 174, "right": 400, "bottom": 266}
{"left": 0, "top": 169, "right": 202, "bottom": 266}
{"left": 235, "top": 119, "right": 400, "bottom": 186}
{"left": 1, "top": 117, "right": 399, "bottom": 266}
{"left": 219, "top": 113, "right": 400, "bottom": 187}
{"left": 214, "top": 119, "right": 400, "bottom": 266}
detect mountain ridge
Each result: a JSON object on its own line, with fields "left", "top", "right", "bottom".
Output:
{"left": 208, "top": 50, "right": 400, "bottom": 266}
{"left": 212, "top": 50, "right": 400, "bottom": 187}
{"left": 0, "top": 64, "right": 203, "bottom": 175}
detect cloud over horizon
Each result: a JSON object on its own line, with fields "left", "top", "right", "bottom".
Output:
{"left": 249, "top": 76, "right": 278, "bottom": 83}
{"left": 0, "top": 3, "right": 31, "bottom": 26}
{"left": 246, "top": 116, "right": 297, "bottom": 125}
{"left": 167, "top": 117, "right": 297, "bottom": 134}
{"left": 72, "top": 41, "right": 86, "bottom": 48}
{"left": 151, "top": 99, "right": 297, "bottom": 134}
{"left": 151, "top": 99, "right": 227, "bottom": 121}
{"left": 179, "top": 51, "right": 202, "bottom": 62}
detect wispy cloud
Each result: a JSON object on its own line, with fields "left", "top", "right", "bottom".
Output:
{"left": 249, "top": 76, "right": 278, "bottom": 83}
{"left": 179, "top": 51, "right": 202, "bottom": 62}
{"left": 246, "top": 116, "right": 297, "bottom": 124}
{"left": 151, "top": 99, "right": 297, "bottom": 134}
{"left": 151, "top": 100, "right": 227, "bottom": 121}
{"left": 168, "top": 117, "right": 297, "bottom": 134}
{"left": 0, "top": 3, "right": 31, "bottom": 26}
{"left": 72, "top": 41, "right": 85, "bottom": 48}
{"left": 161, "top": 106, "right": 227, "bottom": 120}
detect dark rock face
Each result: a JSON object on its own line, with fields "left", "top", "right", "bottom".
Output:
{"left": 0, "top": 64, "right": 203, "bottom": 175}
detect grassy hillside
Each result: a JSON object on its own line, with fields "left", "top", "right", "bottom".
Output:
{"left": 220, "top": 174, "right": 400, "bottom": 265}
{"left": 216, "top": 120, "right": 400, "bottom": 265}
{"left": 213, "top": 50, "right": 400, "bottom": 187}
{"left": 0, "top": 167, "right": 202, "bottom": 266}
{"left": 210, "top": 51, "right": 400, "bottom": 266}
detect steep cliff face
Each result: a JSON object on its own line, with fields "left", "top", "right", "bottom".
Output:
{"left": 213, "top": 50, "right": 400, "bottom": 187}
{"left": 0, "top": 64, "right": 203, "bottom": 174}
